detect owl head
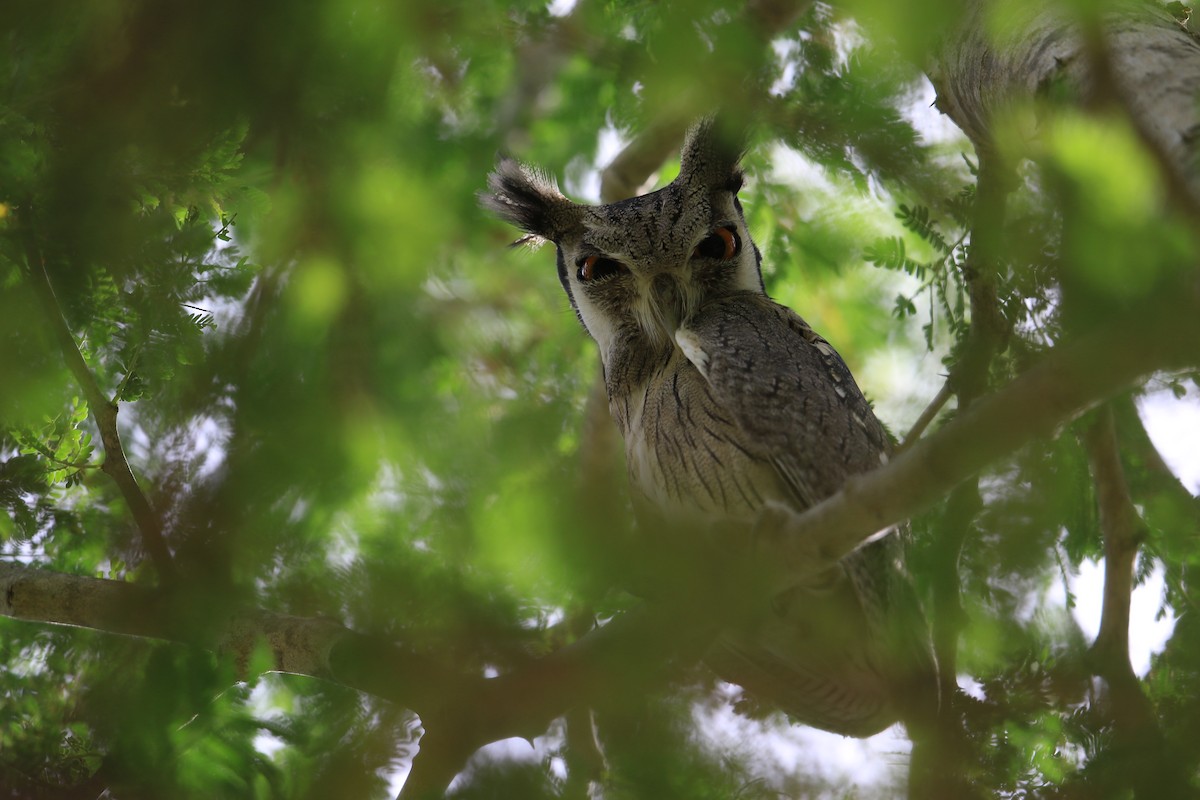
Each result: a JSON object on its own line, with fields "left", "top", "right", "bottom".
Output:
{"left": 482, "top": 119, "right": 764, "bottom": 366}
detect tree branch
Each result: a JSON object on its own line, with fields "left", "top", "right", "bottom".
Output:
{"left": 1082, "top": 404, "right": 1142, "bottom": 678}
{"left": 1078, "top": 402, "right": 1193, "bottom": 800}
{"left": 5, "top": 280, "right": 1198, "bottom": 797}
{"left": 931, "top": 1, "right": 1200, "bottom": 204}
{"left": 926, "top": 153, "right": 1013, "bottom": 690}
{"left": 21, "top": 234, "right": 175, "bottom": 579}
{"left": 905, "top": 151, "right": 1015, "bottom": 800}
{"left": 0, "top": 560, "right": 473, "bottom": 715}
{"left": 0, "top": 556, "right": 722, "bottom": 800}
{"left": 596, "top": 0, "right": 813, "bottom": 205}
{"left": 493, "top": 0, "right": 601, "bottom": 141}
{"left": 1079, "top": 7, "right": 1200, "bottom": 215}
{"left": 900, "top": 380, "right": 953, "bottom": 449}
{"left": 598, "top": 116, "right": 692, "bottom": 204}
{"left": 770, "top": 291, "right": 1200, "bottom": 593}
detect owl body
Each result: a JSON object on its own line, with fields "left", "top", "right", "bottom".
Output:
{"left": 611, "top": 291, "right": 903, "bottom": 735}
{"left": 614, "top": 335, "right": 781, "bottom": 525}
{"left": 483, "top": 120, "right": 932, "bottom": 737}
{"left": 614, "top": 292, "right": 891, "bottom": 522}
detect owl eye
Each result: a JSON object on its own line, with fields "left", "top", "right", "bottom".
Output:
{"left": 577, "top": 254, "right": 626, "bottom": 282}
{"left": 693, "top": 226, "right": 740, "bottom": 261}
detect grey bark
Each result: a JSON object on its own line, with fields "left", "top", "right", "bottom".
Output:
{"left": 930, "top": 1, "right": 1200, "bottom": 198}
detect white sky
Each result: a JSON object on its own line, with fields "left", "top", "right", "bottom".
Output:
{"left": 1140, "top": 385, "right": 1200, "bottom": 493}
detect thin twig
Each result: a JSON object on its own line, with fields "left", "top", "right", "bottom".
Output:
{"left": 20, "top": 231, "right": 175, "bottom": 579}
{"left": 900, "top": 380, "right": 954, "bottom": 449}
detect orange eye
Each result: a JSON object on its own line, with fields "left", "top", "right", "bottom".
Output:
{"left": 576, "top": 254, "right": 625, "bottom": 282}
{"left": 693, "top": 226, "right": 740, "bottom": 261}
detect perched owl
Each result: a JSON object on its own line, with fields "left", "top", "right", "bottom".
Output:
{"left": 482, "top": 120, "right": 934, "bottom": 738}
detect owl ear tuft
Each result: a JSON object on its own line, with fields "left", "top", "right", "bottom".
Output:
{"left": 481, "top": 157, "right": 582, "bottom": 245}
{"left": 679, "top": 116, "right": 745, "bottom": 194}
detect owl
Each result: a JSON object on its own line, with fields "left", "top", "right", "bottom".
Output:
{"left": 482, "top": 119, "right": 934, "bottom": 738}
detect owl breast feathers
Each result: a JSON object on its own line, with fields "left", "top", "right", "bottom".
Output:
{"left": 482, "top": 119, "right": 934, "bottom": 737}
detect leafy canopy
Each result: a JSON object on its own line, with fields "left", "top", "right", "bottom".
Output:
{"left": 1, "top": 1, "right": 1198, "bottom": 798}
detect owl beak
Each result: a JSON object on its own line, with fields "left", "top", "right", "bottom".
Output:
{"left": 650, "top": 273, "right": 686, "bottom": 335}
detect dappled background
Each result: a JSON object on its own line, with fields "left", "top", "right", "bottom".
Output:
{"left": 2, "top": 1, "right": 1199, "bottom": 798}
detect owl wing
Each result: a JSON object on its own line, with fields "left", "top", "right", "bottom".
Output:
{"left": 676, "top": 291, "right": 892, "bottom": 512}
{"left": 678, "top": 293, "right": 935, "bottom": 733}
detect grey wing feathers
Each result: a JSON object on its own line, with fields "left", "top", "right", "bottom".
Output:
{"left": 708, "top": 630, "right": 893, "bottom": 736}
{"left": 682, "top": 292, "right": 891, "bottom": 511}
{"left": 685, "top": 292, "right": 935, "bottom": 729}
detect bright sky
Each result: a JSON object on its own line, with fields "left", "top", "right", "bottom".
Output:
{"left": 1140, "top": 386, "right": 1200, "bottom": 493}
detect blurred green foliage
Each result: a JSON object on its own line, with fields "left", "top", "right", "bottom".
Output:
{"left": 1, "top": 0, "right": 1198, "bottom": 798}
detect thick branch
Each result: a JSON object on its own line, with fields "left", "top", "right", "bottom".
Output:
{"left": 1082, "top": 14, "right": 1200, "bottom": 222}
{"left": 7, "top": 287, "right": 1200, "bottom": 799}
{"left": 494, "top": 0, "right": 600, "bottom": 139}
{"left": 596, "top": 0, "right": 812, "bottom": 204}
{"left": 0, "top": 561, "right": 466, "bottom": 715}
{"left": 0, "top": 558, "right": 718, "bottom": 800}
{"left": 931, "top": 2, "right": 1200, "bottom": 198}
{"left": 598, "top": 117, "right": 692, "bottom": 203}
{"left": 1, "top": 561, "right": 170, "bottom": 638}
{"left": 926, "top": 153, "right": 1013, "bottom": 691}
{"left": 0, "top": 558, "right": 712, "bottom": 745}
{"left": 1082, "top": 404, "right": 1143, "bottom": 677}
{"left": 1078, "top": 404, "right": 1192, "bottom": 800}
{"left": 399, "top": 600, "right": 719, "bottom": 799}
{"left": 22, "top": 236, "right": 174, "bottom": 579}
{"left": 772, "top": 292, "right": 1200, "bottom": 592}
